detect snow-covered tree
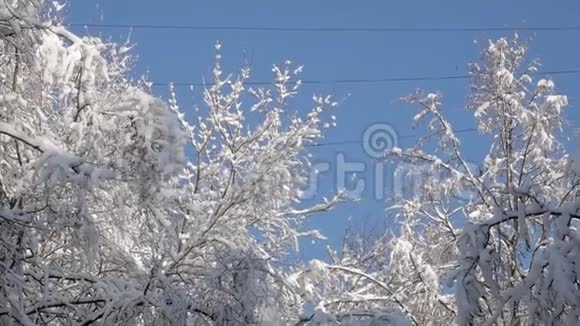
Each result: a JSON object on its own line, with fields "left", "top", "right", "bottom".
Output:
{"left": 3, "top": 3, "right": 578, "bottom": 325}
{"left": 298, "top": 36, "right": 578, "bottom": 326}
{"left": 0, "top": 4, "right": 353, "bottom": 325}
{"left": 374, "top": 36, "right": 576, "bottom": 325}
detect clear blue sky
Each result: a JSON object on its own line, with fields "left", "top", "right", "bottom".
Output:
{"left": 67, "top": 1, "right": 580, "bottom": 260}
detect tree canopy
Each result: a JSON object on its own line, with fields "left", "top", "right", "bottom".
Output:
{"left": 0, "top": 3, "right": 578, "bottom": 325}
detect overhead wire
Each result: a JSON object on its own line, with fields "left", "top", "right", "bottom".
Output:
{"left": 306, "top": 117, "right": 580, "bottom": 149}
{"left": 148, "top": 69, "right": 580, "bottom": 88}
{"left": 68, "top": 23, "right": 580, "bottom": 33}
{"left": 306, "top": 128, "right": 477, "bottom": 148}
{"left": 64, "top": 23, "right": 580, "bottom": 88}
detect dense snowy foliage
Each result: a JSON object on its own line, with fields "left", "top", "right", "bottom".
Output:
{"left": 276, "top": 36, "right": 577, "bottom": 326}
{"left": 327, "top": 36, "right": 578, "bottom": 325}
{"left": 0, "top": 4, "right": 355, "bottom": 325}
{"left": 0, "top": 3, "right": 414, "bottom": 326}
{"left": 1, "top": 3, "right": 578, "bottom": 326}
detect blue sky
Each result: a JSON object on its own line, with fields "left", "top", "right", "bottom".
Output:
{"left": 67, "top": 1, "right": 580, "bottom": 260}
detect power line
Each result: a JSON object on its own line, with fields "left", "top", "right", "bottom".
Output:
{"left": 148, "top": 69, "right": 580, "bottom": 88}
{"left": 306, "top": 128, "right": 477, "bottom": 148}
{"left": 69, "top": 23, "right": 580, "bottom": 33}
{"left": 307, "top": 117, "right": 580, "bottom": 149}
{"left": 152, "top": 75, "right": 467, "bottom": 87}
